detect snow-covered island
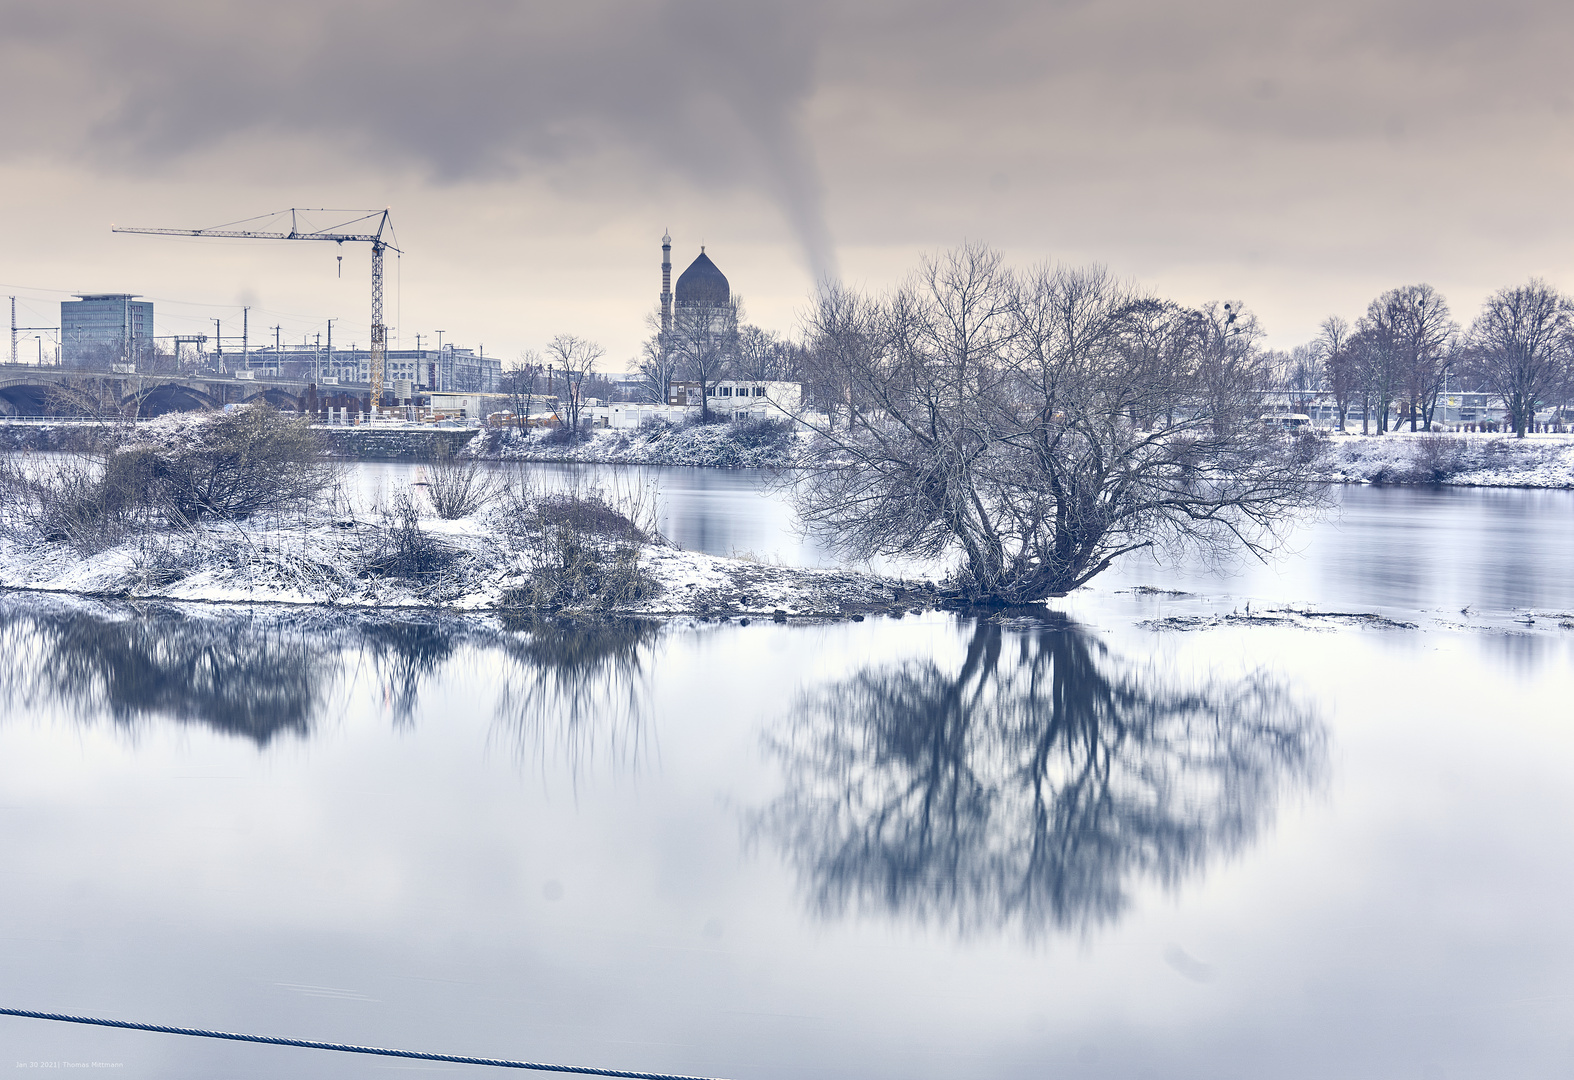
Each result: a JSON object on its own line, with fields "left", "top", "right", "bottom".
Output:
{"left": 0, "top": 513, "right": 926, "bottom": 619}
{"left": 0, "top": 410, "right": 924, "bottom": 619}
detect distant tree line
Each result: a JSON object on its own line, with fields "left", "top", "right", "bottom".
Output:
{"left": 1264, "top": 281, "right": 1574, "bottom": 438}
{"left": 501, "top": 267, "right": 1574, "bottom": 451}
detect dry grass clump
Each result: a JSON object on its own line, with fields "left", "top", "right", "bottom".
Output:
{"left": 359, "top": 488, "right": 467, "bottom": 594}
{"left": 420, "top": 445, "right": 502, "bottom": 519}
{"left": 496, "top": 478, "right": 661, "bottom": 611}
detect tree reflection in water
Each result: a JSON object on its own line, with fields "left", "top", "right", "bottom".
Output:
{"left": 492, "top": 616, "right": 661, "bottom": 775}
{"left": 757, "top": 614, "right": 1325, "bottom": 936}
{"left": 0, "top": 598, "right": 338, "bottom": 745}
{"left": 360, "top": 618, "right": 466, "bottom": 726}
{"left": 0, "top": 598, "right": 662, "bottom": 767}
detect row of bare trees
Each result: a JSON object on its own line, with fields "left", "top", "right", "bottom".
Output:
{"left": 787, "top": 244, "right": 1322, "bottom": 602}
{"left": 637, "top": 299, "right": 806, "bottom": 421}
{"left": 1288, "top": 281, "right": 1574, "bottom": 438}
{"left": 502, "top": 334, "right": 608, "bottom": 437}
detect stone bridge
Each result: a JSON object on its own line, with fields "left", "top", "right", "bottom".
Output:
{"left": 0, "top": 364, "right": 373, "bottom": 417}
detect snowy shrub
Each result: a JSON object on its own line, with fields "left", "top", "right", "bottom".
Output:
{"left": 0, "top": 454, "right": 131, "bottom": 551}
{"left": 726, "top": 415, "right": 797, "bottom": 454}
{"left": 1408, "top": 437, "right": 1470, "bottom": 484}
{"left": 495, "top": 483, "right": 660, "bottom": 610}
{"left": 118, "top": 405, "right": 333, "bottom": 521}
{"left": 1, "top": 406, "right": 332, "bottom": 551}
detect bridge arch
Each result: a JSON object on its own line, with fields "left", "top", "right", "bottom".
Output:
{"left": 0, "top": 382, "right": 92, "bottom": 417}
{"left": 242, "top": 387, "right": 304, "bottom": 411}
{"left": 129, "top": 383, "right": 223, "bottom": 415}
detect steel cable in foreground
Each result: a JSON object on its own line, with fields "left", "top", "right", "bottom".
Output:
{"left": 0, "top": 1007, "right": 733, "bottom": 1080}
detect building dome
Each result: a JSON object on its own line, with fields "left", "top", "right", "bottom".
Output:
{"left": 674, "top": 250, "right": 730, "bottom": 307}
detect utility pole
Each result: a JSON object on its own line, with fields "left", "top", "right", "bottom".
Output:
{"left": 213, "top": 319, "right": 222, "bottom": 365}
{"left": 272, "top": 324, "right": 282, "bottom": 363}
{"left": 314, "top": 333, "right": 322, "bottom": 383}
{"left": 326, "top": 318, "right": 335, "bottom": 381}
{"left": 242, "top": 306, "right": 249, "bottom": 369}
{"left": 435, "top": 329, "right": 445, "bottom": 392}
{"left": 9, "top": 297, "right": 15, "bottom": 365}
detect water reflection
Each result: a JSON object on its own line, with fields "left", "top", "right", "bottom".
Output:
{"left": 0, "top": 598, "right": 335, "bottom": 744}
{"left": 0, "top": 597, "right": 660, "bottom": 765}
{"left": 360, "top": 617, "right": 466, "bottom": 725}
{"left": 492, "top": 616, "right": 660, "bottom": 772}
{"left": 757, "top": 614, "right": 1325, "bottom": 936}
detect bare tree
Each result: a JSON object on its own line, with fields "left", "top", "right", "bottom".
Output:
{"left": 637, "top": 310, "right": 681, "bottom": 405}
{"left": 735, "top": 324, "right": 804, "bottom": 382}
{"left": 1193, "top": 301, "right": 1271, "bottom": 436}
{"left": 799, "top": 282, "right": 882, "bottom": 430}
{"left": 1359, "top": 284, "right": 1457, "bottom": 432}
{"left": 502, "top": 349, "right": 543, "bottom": 422}
{"left": 665, "top": 297, "right": 739, "bottom": 422}
{"left": 788, "top": 244, "right": 1324, "bottom": 603}
{"left": 544, "top": 334, "right": 604, "bottom": 437}
{"left": 1316, "top": 315, "right": 1357, "bottom": 431}
{"left": 1281, "top": 344, "right": 1324, "bottom": 413}
{"left": 1463, "top": 280, "right": 1573, "bottom": 437}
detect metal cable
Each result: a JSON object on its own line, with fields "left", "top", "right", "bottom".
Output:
{"left": 0, "top": 1008, "right": 731, "bottom": 1080}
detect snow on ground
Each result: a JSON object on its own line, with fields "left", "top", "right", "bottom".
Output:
{"left": 1318, "top": 431, "right": 1574, "bottom": 487}
{"left": 470, "top": 420, "right": 800, "bottom": 469}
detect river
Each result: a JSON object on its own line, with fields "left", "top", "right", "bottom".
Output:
{"left": 0, "top": 468, "right": 1570, "bottom": 1079}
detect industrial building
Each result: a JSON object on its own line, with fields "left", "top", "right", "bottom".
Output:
{"left": 244, "top": 345, "right": 502, "bottom": 393}
{"left": 60, "top": 294, "right": 153, "bottom": 367}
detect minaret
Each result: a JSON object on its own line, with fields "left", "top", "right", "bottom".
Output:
{"left": 660, "top": 230, "right": 673, "bottom": 333}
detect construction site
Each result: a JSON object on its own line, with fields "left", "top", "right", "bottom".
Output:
{"left": 4, "top": 209, "right": 507, "bottom": 423}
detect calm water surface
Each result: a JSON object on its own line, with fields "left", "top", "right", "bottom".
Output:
{"left": 1, "top": 471, "right": 1571, "bottom": 1079}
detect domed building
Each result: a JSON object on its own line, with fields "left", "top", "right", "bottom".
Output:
{"left": 675, "top": 248, "right": 729, "bottom": 308}
{"left": 660, "top": 234, "right": 731, "bottom": 332}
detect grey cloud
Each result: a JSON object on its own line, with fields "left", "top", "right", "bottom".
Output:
{"left": 0, "top": 0, "right": 839, "bottom": 278}
{"left": 3, "top": 0, "right": 1571, "bottom": 289}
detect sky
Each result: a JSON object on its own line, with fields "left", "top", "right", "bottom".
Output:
{"left": 0, "top": 0, "right": 1570, "bottom": 369}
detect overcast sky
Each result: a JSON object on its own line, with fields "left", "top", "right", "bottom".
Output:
{"left": 1, "top": 0, "right": 1570, "bottom": 366}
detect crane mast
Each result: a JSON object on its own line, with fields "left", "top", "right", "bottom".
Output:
{"left": 113, "top": 209, "right": 399, "bottom": 413}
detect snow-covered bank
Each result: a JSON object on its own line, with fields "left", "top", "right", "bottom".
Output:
{"left": 475, "top": 422, "right": 1574, "bottom": 488}
{"left": 1318, "top": 432, "right": 1574, "bottom": 487}
{"left": 467, "top": 418, "right": 799, "bottom": 469}
{"left": 0, "top": 515, "right": 927, "bottom": 620}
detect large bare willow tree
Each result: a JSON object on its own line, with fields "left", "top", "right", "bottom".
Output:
{"left": 792, "top": 244, "right": 1323, "bottom": 602}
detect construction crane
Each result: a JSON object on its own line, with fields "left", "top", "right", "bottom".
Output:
{"left": 113, "top": 209, "right": 400, "bottom": 411}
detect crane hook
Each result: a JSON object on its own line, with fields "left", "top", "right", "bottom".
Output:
{"left": 336, "top": 254, "right": 343, "bottom": 278}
